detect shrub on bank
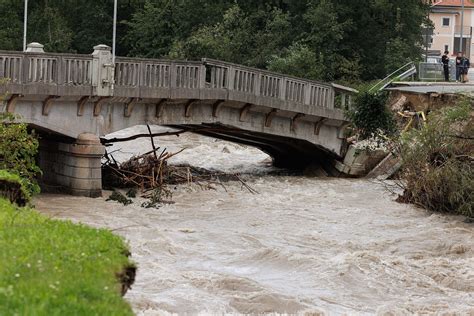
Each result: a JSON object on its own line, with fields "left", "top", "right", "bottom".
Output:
{"left": 398, "top": 101, "right": 473, "bottom": 217}
{"left": 0, "top": 113, "right": 41, "bottom": 196}
{"left": 346, "top": 90, "right": 396, "bottom": 139}
{"left": 0, "top": 198, "right": 135, "bottom": 315}
{"left": 0, "top": 169, "right": 32, "bottom": 206}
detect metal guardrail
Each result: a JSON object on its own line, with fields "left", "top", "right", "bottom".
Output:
{"left": 0, "top": 49, "right": 358, "bottom": 111}
{"left": 370, "top": 62, "right": 417, "bottom": 92}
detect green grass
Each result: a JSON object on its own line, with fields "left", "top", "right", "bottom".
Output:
{"left": 0, "top": 198, "right": 135, "bottom": 315}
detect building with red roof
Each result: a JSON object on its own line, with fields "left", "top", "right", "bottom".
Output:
{"left": 429, "top": 0, "right": 474, "bottom": 57}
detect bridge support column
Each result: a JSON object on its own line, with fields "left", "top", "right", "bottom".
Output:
{"left": 39, "top": 134, "right": 104, "bottom": 198}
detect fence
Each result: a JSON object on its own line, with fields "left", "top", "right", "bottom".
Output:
{"left": 418, "top": 62, "right": 456, "bottom": 81}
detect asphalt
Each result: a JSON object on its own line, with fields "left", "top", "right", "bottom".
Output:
{"left": 387, "top": 82, "right": 474, "bottom": 95}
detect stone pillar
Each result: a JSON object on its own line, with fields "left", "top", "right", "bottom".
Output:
{"left": 39, "top": 134, "right": 105, "bottom": 198}
{"left": 91, "top": 44, "right": 114, "bottom": 96}
{"left": 25, "top": 42, "right": 45, "bottom": 53}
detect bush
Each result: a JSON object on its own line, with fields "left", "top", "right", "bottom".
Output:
{"left": 0, "top": 113, "right": 41, "bottom": 196}
{"left": 347, "top": 91, "right": 396, "bottom": 139}
{"left": 398, "top": 101, "right": 473, "bottom": 217}
{"left": 0, "top": 170, "right": 32, "bottom": 206}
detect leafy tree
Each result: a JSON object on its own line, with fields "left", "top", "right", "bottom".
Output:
{"left": 0, "top": 0, "right": 23, "bottom": 51}
{"left": 125, "top": 0, "right": 180, "bottom": 58}
{"left": 125, "top": 0, "right": 229, "bottom": 58}
{"left": 268, "top": 42, "right": 322, "bottom": 79}
{"left": 169, "top": 4, "right": 292, "bottom": 68}
{"left": 28, "top": 3, "right": 73, "bottom": 52}
{"left": 169, "top": 4, "right": 251, "bottom": 62}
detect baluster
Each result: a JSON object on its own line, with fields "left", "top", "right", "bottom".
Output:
{"left": 195, "top": 66, "right": 199, "bottom": 88}
{"left": 187, "top": 66, "right": 191, "bottom": 88}
{"left": 151, "top": 65, "right": 156, "bottom": 87}
{"left": 0, "top": 57, "right": 3, "bottom": 78}
{"left": 7, "top": 58, "right": 11, "bottom": 81}
{"left": 6, "top": 58, "right": 11, "bottom": 81}
{"left": 263, "top": 76, "right": 270, "bottom": 97}
{"left": 217, "top": 67, "right": 222, "bottom": 88}
{"left": 236, "top": 70, "right": 240, "bottom": 91}
{"left": 170, "top": 63, "right": 176, "bottom": 89}
{"left": 157, "top": 65, "right": 161, "bottom": 87}
{"left": 6, "top": 58, "right": 10, "bottom": 79}
{"left": 233, "top": 70, "right": 238, "bottom": 90}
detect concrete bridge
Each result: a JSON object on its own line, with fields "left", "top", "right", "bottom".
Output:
{"left": 0, "top": 43, "right": 357, "bottom": 197}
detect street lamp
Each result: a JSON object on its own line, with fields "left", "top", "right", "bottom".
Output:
{"left": 23, "top": 0, "right": 28, "bottom": 51}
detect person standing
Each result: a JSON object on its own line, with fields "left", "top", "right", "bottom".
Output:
{"left": 461, "top": 53, "right": 470, "bottom": 83}
{"left": 442, "top": 50, "right": 450, "bottom": 82}
{"left": 456, "top": 52, "right": 463, "bottom": 82}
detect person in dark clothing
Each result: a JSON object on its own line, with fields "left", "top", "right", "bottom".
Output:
{"left": 461, "top": 53, "right": 470, "bottom": 83}
{"left": 456, "top": 52, "right": 463, "bottom": 81}
{"left": 442, "top": 50, "right": 450, "bottom": 81}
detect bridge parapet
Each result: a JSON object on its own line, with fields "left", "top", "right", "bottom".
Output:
{"left": 0, "top": 50, "right": 94, "bottom": 97}
{"left": 203, "top": 59, "right": 339, "bottom": 109}
{"left": 0, "top": 44, "right": 356, "bottom": 119}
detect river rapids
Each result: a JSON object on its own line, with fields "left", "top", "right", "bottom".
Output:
{"left": 35, "top": 126, "right": 474, "bottom": 315}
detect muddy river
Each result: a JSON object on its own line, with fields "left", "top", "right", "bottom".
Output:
{"left": 35, "top": 126, "right": 474, "bottom": 315}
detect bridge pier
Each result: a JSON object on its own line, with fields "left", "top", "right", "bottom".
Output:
{"left": 39, "top": 134, "right": 104, "bottom": 197}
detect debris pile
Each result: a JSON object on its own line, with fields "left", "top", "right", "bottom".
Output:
{"left": 102, "top": 141, "right": 257, "bottom": 208}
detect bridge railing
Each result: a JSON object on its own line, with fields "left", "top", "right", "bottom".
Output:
{"left": 0, "top": 46, "right": 356, "bottom": 112}
{"left": 0, "top": 52, "right": 23, "bottom": 84}
{"left": 114, "top": 57, "right": 205, "bottom": 89}
{"left": 0, "top": 50, "right": 93, "bottom": 86}
{"left": 202, "top": 59, "right": 356, "bottom": 110}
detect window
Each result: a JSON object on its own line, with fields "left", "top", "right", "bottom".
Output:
{"left": 445, "top": 45, "right": 449, "bottom": 52}
{"left": 442, "top": 18, "right": 450, "bottom": 27}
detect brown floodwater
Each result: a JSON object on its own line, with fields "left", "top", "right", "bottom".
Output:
{"left": 35, "top": 126, "right": 474, "bottom": 315}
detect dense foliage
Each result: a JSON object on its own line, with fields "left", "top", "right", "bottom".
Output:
{"left": 399, "top": 101, "right": 474, "bottom": 217}
{"left": 0, "top": 198, "right": 135, "bottom": 315}
{"left": 0, "top": 0, "right": 430, "bottom": 81}
{"left": 0, "top": 113, "right": 41, "bottom": 196}
{"left": 347, "top": 91, "right": 396, "bottom": 139}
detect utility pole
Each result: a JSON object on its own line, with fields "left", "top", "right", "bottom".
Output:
{"left": 459, "top": 0, "right": 465, "bottom": 53}
{"left": 112, "top": 0, "right": 117, "bottom": 64}
{"left": 23, "top": 0, "right": 28, "bottom": 51}
{"left": 426, "top": 27, "right": 429, "bottom": 62}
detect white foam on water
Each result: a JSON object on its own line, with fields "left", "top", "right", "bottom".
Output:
{"left": 104, "top": 125, "right": 273, "bottom": 174}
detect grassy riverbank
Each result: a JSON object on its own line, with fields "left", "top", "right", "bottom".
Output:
{"left": 0, "top": 198, "right": 135, "bottom": 315}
